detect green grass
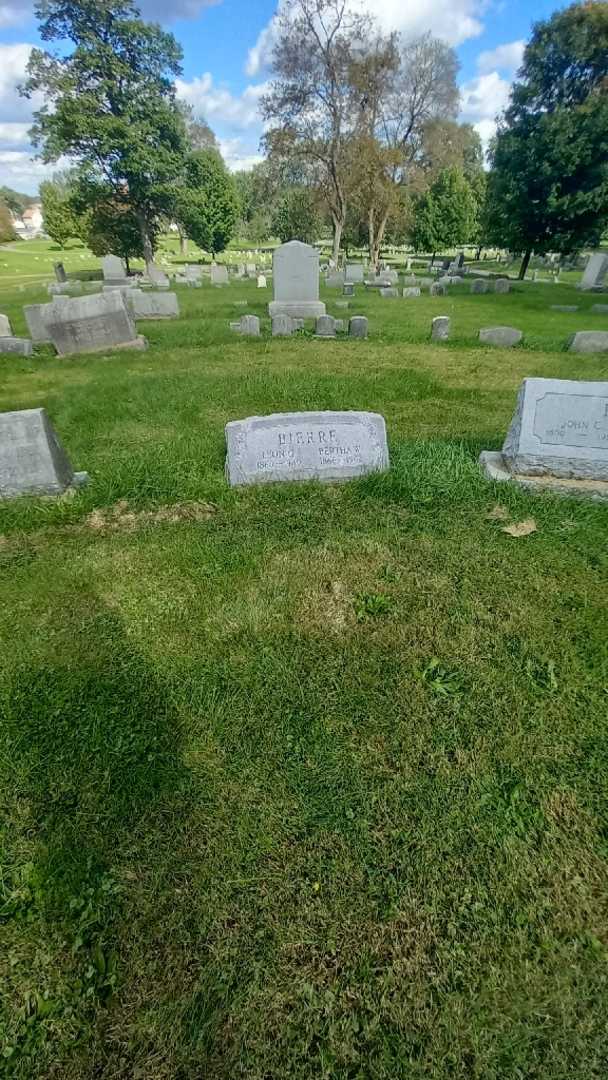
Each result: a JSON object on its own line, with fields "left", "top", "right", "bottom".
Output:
{"left": 1, "top": 256, "right": 608, "bottom": 1079}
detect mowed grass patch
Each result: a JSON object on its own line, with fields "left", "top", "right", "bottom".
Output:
{"left": 1, "top": 269, "right": 608, "bottom": 1078}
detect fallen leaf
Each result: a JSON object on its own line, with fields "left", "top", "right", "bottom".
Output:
{"left": 502, "top": 518, "right": 537, "bottom": 538}
{"left": 486, "top": 505, "right": 510, "bottom": 521}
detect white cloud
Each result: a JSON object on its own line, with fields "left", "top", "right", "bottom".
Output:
{"left": 460, "top": 70, "right": 511, "bottom": 123}
{"left": 0, "top": 150, "right": 65, "bottom": 193}
{"left": 0, "top": 122, "right": 31, "bottom": 146}
{"left": 247, "top": 0, "right": 486, "bottom": 76}
{"left": 176, "top": 73, "right": 269, "bottom": 129}
{"left": 0, "top": 4, "right": 29, "bottom": 28}
{"left": 477, "top": 39, "right": 524, "bottom": 74}
{"left": 219, "top": 138, "right": 264, "bottom": 172}
{"left": 0, "top": 43, "right": 39, "bottom": 123}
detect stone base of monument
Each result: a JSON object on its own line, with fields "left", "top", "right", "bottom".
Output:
{"left": 479, "top": 451, "right": 608, "bottom": 501}
{"left": 269, "top": 301, "right": 326, "bottom": 319}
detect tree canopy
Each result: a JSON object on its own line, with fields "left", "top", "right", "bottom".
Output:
{"left": 175, "top": 149, "right": 239, "bottom": 255}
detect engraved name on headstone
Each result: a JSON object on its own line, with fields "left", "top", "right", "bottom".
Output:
{"left": 225, "top": 411, "right": 389, "bottom": 486}
{"left": 45, "top": 292, "right": 146, "bottom": 356}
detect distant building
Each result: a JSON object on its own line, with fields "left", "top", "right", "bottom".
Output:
{"left": 13, "top": 203, "right": 44, "bottom": 239}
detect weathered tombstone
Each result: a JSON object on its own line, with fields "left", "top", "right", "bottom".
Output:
{"left": 0, "top": 408, "right": 89, "bottom": 498}
{"left": 225, "top": 411, "right": 389, "bottom": 486}
{"left": 418, "top": 277, "right": 433, "bottom": 288}
{"left": 494, "top": 279, "right": 511, "bottom": 294}
{"left": 378, "top": 270, "right": 398, "bottom": 285}
{"left": 402, "top": 275, "right": 417, "bottom": 287}
{"left": 257, "top": 274, "right": 267, "bottom": 288}
{"left": 580, "top": 253, "right": 608, "bottom": 291}
{"left": 54, "top": 262, "right": 67, "bottom": 283}
{"left": 479, "top": 326, "right": 523, "bottom": 347}
{"left": 246, "top": 262, "right": 257, "bottom": 277}
{"left": 569, "top": 331, "right": 608, "bottom": 354}
{"left": 48, "top": 281, "right": 82, "bottom": 296}
{"left": 403, "top": 287, "right": 421, "bottom": 298}
{"left": 430, "top": 282, "right": 447, "bottom": 296}
{"left": 471, "top": 280, "right": 488, "bottom": 294}
{"left": 479, "top": 378, "right": 608, "bottom": 496}
{"left": 145, "top": 263, "right": 171, "bottom": 288}
{"left": 334, "top": 319, "right": 345, "bottom": 332}
{"left": 269, "top": 240, "right": 325, "bottom": 319}
{"left": 0, "top": 337, "right": 33, "bottom": 357}
{"left": 315, "top": 315, "right": 336, "bottom": 338}
{"left": 591, "top": 304, "right": 608, "bottom": 314}
{"left": 210, "top": 264, "right": 229, "bottom": 286}
{"left": 326, "top": 272, "right": 345, "bottom": 288}
{"left": 102, "top": 254, "right": 128, "bottom": 285}
{"left": 185, "top": 265, "right": 203, "bottom": 283}
{"left": 345, "top": 264, "right": 364, "bottom": 284}
{"left": 45, "top": 291, "right": 146, "bottom": 356}
{"left": 129, "top": 290, "right": 179, "bottom": 320}
{"left": 349, "top": 316, "right": 368, "bottom": 339}
{"left": 381, "top": 287, "right": 398, "bottom": 298}
{"left": 431, "top": 316, "right": 450, "bottom": 341}
{"left": 272, "top": 314, "right": 296, "bottom": 337}
{"left": 0, "top": 314, "right": 11, "bottom": 336}
{"left": 335, "top": 300, "right": 349, "bottom": 309}
{"left": 551, "top": 305, "right": 579, "bottom": 313}
{"left": 230, "top": 315, "right": 261, "bottom": 337}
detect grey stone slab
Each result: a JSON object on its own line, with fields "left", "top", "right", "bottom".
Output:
{"left": 54, "top": 261, "right": 67, "bottom": 283}
{"left": 0, "top": 407, "right": 88, "bottom": 498}
{"left": 430, "top": 282, "right": 447, "bottom": 296}
{"left": 403, "top": 287, "right": 421, "bottom": 298}
{"left": 225, "top": 411, "right": 389, "bottom": 486}
{"left": 102, "top": 254, "right": 126, "bottom": 282}
{"left": 326, "top": 272, "right": 345, "bottom": 288}
{"left": 129, "top": 290, "right": 179, "bottom": 319}
{"left": 269, "top": 240, "right": 326, "bottom": 319}
{"left": 45, "top": 291, "right": 145, "bottom": 356}
{"left": 23, "top": 301, "right": 69, "bottom": 344}
{"left": 497, "top": 377, "right": 608, "bottom": 480}
{"left": 272, "top": 315, "right": 296, "bottom": 337}
{"left": 147, "top": 263, "right": 171, "bottom": 288}
{"left": 349, "top": 316, "right": 368, "bottom": 339}
{"left": 494, "top": 279, "right": 511, "bottom": 294}
{"left": 231, "top": 315, "right": 260, "bottom": 337}
{"left": 380, "top": 287, "right": 398, "bottom": 298}
{"left": 315, "top": 315, "right": 336, "bottom": 337}
{"left": 0, "top": 314, "right": 11, "bottom": 336}
{"left": 0, "top": 336, "right": 33, "bottom": 357}
{"left": 551, "top": 305, "right": 578, "bottom": 312}
{"left": 431, "top": 316, "right": 450, "bottom": 341}
{"left": 471, "top": 280, "right": 488, "bottom": 294}
{"left": 257, "top": 275, "right": 267, "bottom": 288}
{"left": 210, "top": 264, "right": 229, "bottom": 285}
{"left": 479, "top": 326, "right": 523, "bottom": 347}
{"left": 343, "top": 283, "right": 355, "bottom": 297}
{"left": 48, "top": 280, "right": 82, "bottom": 296}
{"left": 246, "top": 262, "right": 257, "bottom": 277}
{"left": 402, "top": 275, "right": 417, "bottom": 287}
{"left": 345, "top": 264, "right": 364, "bottom": 283}
{"left": 591, "top": 304, "right": 608, "bottom": 314}
{"left": 569, "top": 331, "right": 608, "bottom": 354}
{"left": 479, "top": 449, "right": 608, "bottom": 500}
{"left": 580, "top": 252, "right": 608, "bottom": 291}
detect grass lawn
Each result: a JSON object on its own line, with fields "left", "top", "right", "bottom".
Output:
{"left": 1, "top": 261, "right": 608, "bottom": 1078}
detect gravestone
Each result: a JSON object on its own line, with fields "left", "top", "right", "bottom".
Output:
{"left": 430, "top": 282, "right": 447, "bottom": 296}
{"left": 471, "top": 280, "right": 488, "bottom": 294}
{"left": 0, "top": 408, "right": 88, "bottom": 498}
{"left": 431, "top": 316, "right": 450, "bottom": 341}
{"left": 0, "top": 314, "right": 11, "bottom": 336}
{"left": 580, "top": 253, "right": 608, "bottom": 291}
{"left": 54, "top": 262, "right": 67, "bottom": 283}
{"left": 326, "top": 272, "right": 345, "bottom": 288}
{"left": 184, "top": 265, "right": 203, "bottom": 283}
{"left": 146, "top": 264, "right": 170, "bottom": 289}
{"left": 246, "top": 262, "right": 257, "bottom": 277}
{"left": 349, "top": 316, "right": 368, "bottom": 339}
{"left": 591, "top": 304, "right": 608, "bottom": 314}
{"left": 24, "top": 298, "right": 69, "bottom": 345}
{"left": 129, "top": 290, "right": 179, "bottom": 319}
{"left": 210, "top": 265, "right": 229, "bottom": 285}
{"left": 569, "top": 331, "right": 608, "bottom": 354}
{"left": 315, "top": 315, "right": 336, "bottom": 338}
{"left": 334, "top": 319, "right": 345, "bottom": 332}
{"left": 272, "top": 314, "right": 297, "bottom": 337}
{"left": 480, "top": 378, "right": 608, "bottom": 496}
{"left": 494, "top": 279, "right": 510, "bottom": 294}
{"left": 270, "top": 240, "right": 325, "bottom": 319}
{"left": 402, "top": 275, "right": 417, "bottom": 287}
{"left": 0, "top": 337, "right": 33, "bottom": 357}
{"left": 381, "top": 287, "right": 398, "bottom": 298}
{"left": 45, "top": 291, "right": 146, "bottom": 356}
{"left": 257, "top": 274, "right": 267, "bottom": 288}
{"left": 551, "top": 305, "right": 578, "bottom": 313}
{"left": 378, "top": 270, "right": 398, "bottom": 285}
{"left": 345, "top": 264, "right": 364, "bottom": 284}
{"left": 225, "top": 411, "right": 389, "bottom": 486}
{"left": 479, "top": 326, "right": 523, "bottom": 347}
{"left": 403, "top": 287, "right": 421, "bottom": 298}
{"left": 102, "top": 254, "right": 128, "bottom": 285}
{"left": 48, "top": 281, "right": 82, "bottom": 296}
{"left": 230, "top": 315, "right": 261, "bottom": 337}
{"left": 335, "top": 300, "right": 349, "bottom": 309}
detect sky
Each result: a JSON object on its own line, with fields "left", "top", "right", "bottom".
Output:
{"left": 0, "top": 0, "right": 565, "bottom": 197}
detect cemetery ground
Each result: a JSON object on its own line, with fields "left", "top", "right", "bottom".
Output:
{"left": 1, "top": 268, "right": 608, "bottom": 1079}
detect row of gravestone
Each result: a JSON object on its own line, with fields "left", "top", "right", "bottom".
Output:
{"left": 3, "top": 377, "right": 607, "bottom": 500}
{"left": 230, "top": 314, "right": 369, "bottom": 339}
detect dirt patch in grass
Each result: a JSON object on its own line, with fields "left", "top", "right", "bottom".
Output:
{"left": 84, "top": 499, "right": 217, "bottom": 532}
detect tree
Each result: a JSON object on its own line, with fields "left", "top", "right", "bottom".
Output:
{"left": 411, "top": 167, "right": 477, "bottom": 256}
{"left": 178, "top": 102, "right": 219, "bottom": 153}
{"left": 484, "top": 1, "right": 608, "bottom": 279}
{"left": 175, "top": 149, "right": 238, "bottom": 255}
{"left": 0, "top": 203, "right": 16, "bottom": 242}
{"left": 261, "top": 0, "right": 374, "bottom": 263}
{"left": 21, "top": 0, "right": 188, "bottom": 269}
{"left": 40, "top": 179, "right": 79, "bottom": 247}
{"left": 272, "top": 188, "right": 319, "bottom": 243}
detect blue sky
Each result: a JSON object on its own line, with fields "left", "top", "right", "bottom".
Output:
{"left": 0, "top": 0, "right": 566, "bottom": 195}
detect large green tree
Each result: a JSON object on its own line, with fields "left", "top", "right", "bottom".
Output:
{"left": 21, "top": 0, "right": 188, "bottom": 268}
{"left": 271, "top": 188, "right": 319, "bottom": 244}
{"left": 411, "top": 167, "right": 477, "bottom": 256}
{"left": 40, "top": 179, "right": 79, "bottom": 247}
{"left": 175, "top": 150, "right": 238, "bottom": 255}
{"left": 484, "top": 1, "right": 608, "bottom": 279}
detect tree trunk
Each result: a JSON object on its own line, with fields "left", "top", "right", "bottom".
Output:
{"left": 368, "top": 208, "right": 376, "bottom": 270}
{"left": 179, "top": 232, "right": 188, "bottom": 257}
{"left": 135, "top": 207, "right": 154, "bottom": 272}
{"left": 476, "top": 245, "right": 482, "bottom": 261}
{"left": 519, "top": 249, "right": 532, "bottom": 280}
{"left": 372, "top": 211, "right": 390, "bottom": 271}
{"left": 331, "top": 215, "right": 343, "bottom": 265}
{"left": 125, "top": 255, "right": 130, "bottom": 276}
